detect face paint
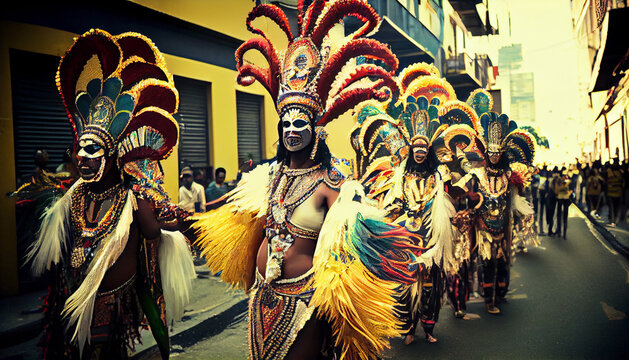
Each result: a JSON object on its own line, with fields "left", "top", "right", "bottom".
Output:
{"left": 488, "top": 151, "right": 501, "bottom": 165}
{"left": 77, "top": 137, "right": 109, "bottom": 182}
{"left": 281, "top": 107, "right": 313, "bottom": 152}
{"left": 412, "top": 138, "right": 428, "bottom": 164}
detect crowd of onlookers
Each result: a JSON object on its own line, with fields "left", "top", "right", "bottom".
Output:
{"left": 528, "top": 158, "right": 629, "bottom": 239}
{"left": 178, "top": 166, "right": 232, "bottom": 213}
{"left": 177, "top": 159, "right": 256, "bottom": 213}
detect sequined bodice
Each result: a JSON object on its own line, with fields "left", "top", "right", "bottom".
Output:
{"left": 477, "top": 170, "right": 509, "bottom": 233}
{"left": 402, "top": 172, "right": 437, "bottom": 233}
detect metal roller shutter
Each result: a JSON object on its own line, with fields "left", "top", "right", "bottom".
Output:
{"left": 10, "top": 49, "right": 74, "bottom": 185}
{"left": 236, "top": 91, "right": 263, "bottom": 163}
{"left": 174, "top": 76, "right": 211, "bottom": 171}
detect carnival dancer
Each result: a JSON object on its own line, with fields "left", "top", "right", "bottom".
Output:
{"left": 25, "top": 30, "right": 195, "bottom": 359}
{"left": 192, "top": 1, "right": 427, "bottom": 359}
{"left": 468, "top": 106, "right": 535, "bottom": 314}
{"left": 356, "top": 64, "right": 486, "bottom": 343}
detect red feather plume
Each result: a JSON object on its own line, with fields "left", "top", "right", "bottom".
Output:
{"left": 235, "top": 37, "right": 281, "bottom": 101}
{"left": 301, "top": 0, "right": 327, "bottom": 37}
{"left": 246, "top": 4, "right": 293, "bottom": 42}
{"left": 237, "top": 63, "right": 278, "bottom": 101}
{"left": 317, "top": 39, "right": 398, "bottom": 105}
{"left": 311, "top": 0, "right": 380, "bottom": 47}
{"left": 330, "top": 64, "right": 393, "bottom": 100}
{"left": 399, "top": 68, "right": 436, "bottom": 94}
{"left": 317, "top": 78, "right": 394, "bottom": 126}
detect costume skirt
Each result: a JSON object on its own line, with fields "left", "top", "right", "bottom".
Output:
{"left": 248, "top": 269, "right": 316, "bottom": 360}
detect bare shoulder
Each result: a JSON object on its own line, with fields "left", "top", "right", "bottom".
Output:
{"left": 135, "top": 197, "right": 161, "bottom": 239}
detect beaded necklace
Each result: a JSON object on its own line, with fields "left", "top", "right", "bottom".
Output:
{"left": 69, "top": 182, "right": 127, "bottom": 269}
{"left": 265, "top": 163, "right": 323, "bottom": 281}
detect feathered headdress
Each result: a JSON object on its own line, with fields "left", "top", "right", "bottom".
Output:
{"left": 466, "top": 88, "right": 493, "bottom": 117}
{"left": 438, "top": 100, "right": 485, "bottom": 162}
{"left": 394, "top": 63, "right": 456, "bottom": 146}
{"left": 350, "top": 101, "right": 408, "bottom": 179}
{"left": 480, "top": 112, "right": 535, "bottom": 165}
{"left": 235, "top": 0, "right": 399, "bottom": 127}
{"left": 57, "top": 29, "right": 179, "bottom": 166}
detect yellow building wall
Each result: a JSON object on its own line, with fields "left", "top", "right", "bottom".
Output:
{"left": 0, "top": 21, "right": 77, "bottom": 295}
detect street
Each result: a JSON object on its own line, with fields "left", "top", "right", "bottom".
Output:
{"left": 146, "top": 205, "right": 629, "bottom": 359}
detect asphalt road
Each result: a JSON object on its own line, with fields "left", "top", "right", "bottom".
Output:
{"left": 172, "top": 205, "right": 629, "bottom": 359}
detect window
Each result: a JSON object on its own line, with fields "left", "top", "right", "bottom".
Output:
{"left": 174, "top": 76, "right": 211, "bottom": 172}
{"left": 236, "top": 91, "right": 264, "bottom": 164}
{"left": 10, "top": 49, "right": 74, "bottom": 184}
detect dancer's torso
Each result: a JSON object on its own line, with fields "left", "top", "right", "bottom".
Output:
{"left": 477, "top": 168, "right": 510, "bottom": 235}
{"left": 256, "top": 164, "right": 329, "bottom": 281}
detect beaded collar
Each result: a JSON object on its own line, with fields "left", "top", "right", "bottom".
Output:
{"left": 69, "top": 182, "right": 128, "bottom": 269}
{"left": 87, "top": 183, "right": 124, "bottom": 201}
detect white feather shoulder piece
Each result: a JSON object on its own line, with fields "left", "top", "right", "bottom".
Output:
{"left": 27, "top": 179, "right": 83, "bottom": 276}
{"left": 159, "top": 230, "right": 196, "bottom": 324}
{"left": 226, "top": 162, "right": 276, "bottom": 217}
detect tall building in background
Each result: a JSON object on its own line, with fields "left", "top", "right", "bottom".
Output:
{"left": 498, "top": 44, "right": 536, "bottom": 126}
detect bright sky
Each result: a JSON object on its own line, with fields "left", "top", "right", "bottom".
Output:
{"left": 504, "top": 0, "right": 584, "bottom": 165}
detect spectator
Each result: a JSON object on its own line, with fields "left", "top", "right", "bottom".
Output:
{"left": 622, "top": 161, "right": 629, "bottom": 224}
{"left": 530, "top": 166, "right": 540, "bottom": 230}
{"left": 554, "top": 169, "right": 572, "bottom": 239}
{"left": 606, "top": 161, "right": 624, "bottom": 226}
{"left": 194, "top": 169, "right": 207, "bottom": 188}
{"left": 546, "top": 167, "right": 559, "bottom": 235}
{"left": 538, "top": 165, "right": 548, "bottom": 234}
{"left": 586, "top": 168, "right": 603, "bottom": 217}
{"left": 206, "top": 167, "right": 229, "bottom": 203}
{"left": 55, "top": 147, "right": 79, "bottom": 181}
{"left": 179, "top": 166, "right": 206, "bottom": 213}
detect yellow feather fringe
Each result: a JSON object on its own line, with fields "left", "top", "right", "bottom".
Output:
{"left": 312, "top": 181, "right": 402, "bottom": 360}
{"left": 311, "top": 261, "right": 402, "bottom": 360}
{"left": 192, "top": 206, "right": 265, "bottom": 290}
{"left": 192, "top": 163, "right": 273, "bottom": 290}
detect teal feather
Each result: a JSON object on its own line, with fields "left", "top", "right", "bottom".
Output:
{"left": 102, "top": 77, "right": 123, "bottom": 102}
{"left": 75, "top": 92, "right": 92, "bottom": 123}
{"left": 86, "top": 78, "right": 102, "bottom": 100}
{"left": 116, "top": 93, "right": 136, "bottom": 113}
{"left": 109, "top": 112, "right": 131, "bottom": 140}
{"left": 415, "top": 96, "right": 429, "bottom": 111}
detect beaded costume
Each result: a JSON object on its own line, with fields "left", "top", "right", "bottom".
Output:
{"left": 192, "top": 1, "right": 431, "bottom": 359}
{"left": 464, "top": 90, "right": 536, "bottom": 311}
{"left": 26, "top": 30, "right": 195, "bottom": 359}
{"left": 355, "top": 63, "right": 486, "bottom": 340}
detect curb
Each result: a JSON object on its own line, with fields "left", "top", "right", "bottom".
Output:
{"left": 0, "top": 316, "right": 43, "bottom": 348}
{"left": 576, "top": 204, "right": 629, "bottom": 259}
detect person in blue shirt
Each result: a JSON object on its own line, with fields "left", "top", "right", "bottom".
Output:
{"left": 206, "top": 167, "right": 229, "bottom": 203}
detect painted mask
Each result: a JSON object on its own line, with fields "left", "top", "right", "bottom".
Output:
{"left": 412, "top": 138, "right": 429, "bottom": 164}
{"left": 77, "top": 137, "right": 111, "bottom": 182}
{"left": 281, "top": 107, "right": 313, "bottom": 152}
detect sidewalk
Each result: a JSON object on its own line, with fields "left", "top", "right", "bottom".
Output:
{"left": 574, "top": 201, "right": 629, "bottom": 257}
{"left": 0, "top": 262, "right": 246, "bottom": 360}
{"left": 0, "top": 289, "right": 46, "bottom": 349}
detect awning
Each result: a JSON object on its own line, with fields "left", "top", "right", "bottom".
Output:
{"left": 590, "top": 7, "right": 629, "bottom": 93}
{"left": 377, "top": 16, "right": 434, "bottom": 64}
{"left": 345, "top": 14, "right": 437, "bottom": 69}
{"left": 449, "top": 0, "right": 496, "bottom": 36}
